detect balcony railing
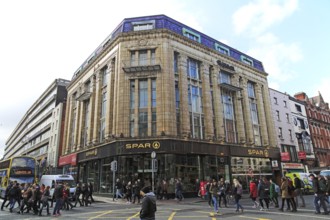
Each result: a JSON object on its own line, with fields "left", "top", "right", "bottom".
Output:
{"left": 122, "top": 58, "right": 161, "bottom": 73}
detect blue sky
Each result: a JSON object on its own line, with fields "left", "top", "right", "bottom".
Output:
{"left": 0, "top": 0, "right": 329, "bottom": 158}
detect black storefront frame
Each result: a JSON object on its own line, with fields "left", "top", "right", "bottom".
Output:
{"left": 76, "top": 139, "right": 280, "bottom": 194}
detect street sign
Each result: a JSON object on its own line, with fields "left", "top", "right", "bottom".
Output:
{"left": 111, "top": 160, "right": 117, "bottom": 172}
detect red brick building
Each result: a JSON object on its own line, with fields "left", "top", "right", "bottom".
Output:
{"left": 295, "top": 92, "right": 330, "bottom": 168}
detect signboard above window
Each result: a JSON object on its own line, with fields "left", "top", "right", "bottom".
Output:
{"left": 132, "top": 20, "right": 155, "bottom": 31}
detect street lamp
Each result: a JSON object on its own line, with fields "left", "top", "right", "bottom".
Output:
{"left": 151, "top": 151, "right": 156, "bottom": 193}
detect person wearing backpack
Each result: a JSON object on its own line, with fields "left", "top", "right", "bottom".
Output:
{"left": 233, "top": 178, "right": 244, "bottom": 213}
{"left": 293, "top": 174, "right": 305, "bottom": 207}
{"left": 309, "top": 174, "right": 328, "bottom": 215}
{"left": 269, "top": 179, "right": 279, "bottom": 208}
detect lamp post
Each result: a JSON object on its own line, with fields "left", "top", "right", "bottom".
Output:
{"left": 151, "top": 151, "right": 156, "bottom": 193}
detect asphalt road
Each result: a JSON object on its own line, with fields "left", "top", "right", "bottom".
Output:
{"left": 1, "top": 195, "right": 329, "bottom": 220}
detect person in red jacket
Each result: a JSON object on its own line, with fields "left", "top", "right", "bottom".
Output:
{"left": 249, "top": 179, "right": 259, "bottom": 208}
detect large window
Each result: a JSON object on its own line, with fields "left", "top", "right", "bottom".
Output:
{"left": 139, "top": 112, "right": 148, "bottom": 137}
{"left": 174, "top": 52, "right": 179, "bottom": 73}
{"left": 187, "top": 58, "right": 200, "bottom": 80}
{"left": 139, "top": 50, "right": 148, "bottom": 66}
{"left": 188, "top": 84, "right": 204, "bottom": 139}
{"left": 222, "top": 91, "right": 236, "bottom": 143}
{"left": 247, "top": 82, "right": 255, "bottom": 98}
{"left": 101, "top": 66, "right": 108, "bottom": 87}
{"left": 219, "top": 71, "right": 231, "bottom": 84}
{"left": 250, "top": 102, "right": 260, "bottom": 145}
{"left": 82, "top": 100, "right": 89, "bottom": 147}
{"left": 188, "top": 85, "right": 202, "bottom": 113}
{"left": 151, "top": 79, "right": 156, "bottom": 108}
{"left": 130, "top": 81, "right": 135, "bottom": 137}
{"left": 139, "top": 80, "right": 148, "bottom": 108}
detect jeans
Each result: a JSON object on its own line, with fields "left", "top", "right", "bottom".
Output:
{"left": 235, "top": 196, "right": 243, "bottom": 211}
{"left": 39, "top": 201, "right": 49, "bottom": 214}
{"left": 116, "top": 189, "right": 123, "bottom": 199}
{"left": 53, "top": 198, "right": 63, "bottom": 215}
{"left": 313, "top": 194, "right": 328, "bottom": 213}
{"left": 9, "top": 198, "right": 16, "bottom": 210}
{"left": 294, "top": 188, "right": 305, "bottom": 206}
{"left": 212, "top": 196, "right": 218, "bottom": 212}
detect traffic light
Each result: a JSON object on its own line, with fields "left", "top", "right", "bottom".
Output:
{"left": 111, "top": 160, "right": 117, "bottom": 172}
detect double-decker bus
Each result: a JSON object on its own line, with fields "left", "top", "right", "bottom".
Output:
{"left": 0, "top": 156, "right": 37, "bottom": 198}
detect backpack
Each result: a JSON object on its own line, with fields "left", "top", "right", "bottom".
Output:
{"left": 300, "top": 179, "right": 305, "bottom": 189}
{"left": 319, "top": 179, "right": 327, "bottom": 192}
{"left": 237, "top": 186, "right": 243, "bottom": 195}
{"left": 274, "top": 184, "right": 280, "bottom": 193}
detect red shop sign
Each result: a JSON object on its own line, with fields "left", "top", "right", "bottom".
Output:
{"left": 58, "top": 153, "right": 77, "bottom": 166}
{"left": 298, "top": 151, "right": 306, "bottom": 160}
{"left": 281, "top": 152, "right": 290, "bottom": 162}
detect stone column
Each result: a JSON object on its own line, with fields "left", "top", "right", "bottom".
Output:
{"left": 178, "top": 54, "right": 190, "bottom": 137}
{"left": 76, "top": 100, "right": 83, "bottom": 151}
{"left": 134, "top": 79, "right": 139, "bottom": 136}
{"left": 212, "top": 66, "right": 225, "bottom": 141}
{"left": 232, "top": 75, "right": 246, "bottom": 144}
{"left": 255, "top": 83, "right": 268, "bottom": 146}
{"left": 148, "top": 78, "right": 152, "bottom": 136}
{"left": 201, "top": 63, "right": 214, "bottom": 139}
{"left": 87, "top": 75, "right": 96, "bottom": 145}
{"left": 92, "top": 72, "right": 102, "bottom": 144}
{"left": 261, "top": 83, "right": 276, "bottom": 147}
{"left": 105, "top": 60, "right": 115, "bottom": 140}
{"left": 64, "top": 96, "right": 73, "bottom": 154}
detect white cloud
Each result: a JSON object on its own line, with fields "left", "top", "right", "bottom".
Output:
{"left": 232, "top": 0, "right": 298, "bottom": 36}
{"left": 248, "top": 32, "right": 303, "bottom": 82}
{"left": 312, "top": 77, "right": 330, "bottom": 104}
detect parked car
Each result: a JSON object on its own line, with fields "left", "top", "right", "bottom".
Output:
{"left": 39, "top": 174, "right": 76, "bottom": 198}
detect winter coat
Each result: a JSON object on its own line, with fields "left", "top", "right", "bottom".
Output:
{"left": 269, "top": 182, "right": 278, "bottom": 198}
{"left": 249, "top": 182, "right": 258, "bottom": 198}
{"left": 258, "top": 181, "right": 270, "bottom": 199}
{"left": 140, "top": 192, "right": 157, "bottom": 220}
{"left": 209, "top": 184, "right": 219, "bottom": 198}
{"left": 280, "top": 180, "right": 290, "bottom": 199}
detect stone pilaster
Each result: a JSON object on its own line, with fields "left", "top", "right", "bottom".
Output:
{"left": 212, "top": 66, "right": 225, "bottom": 141}
{"left": 87, "top": 75, "right": 96, "bottom": 146}
{"left": 64, "top": 96, "right": 72, "bottom": 155}
{"left": 262, "top": 83, "right": 277, "bottom": 147}
{"left": 105, "top": 60, "right": 115, "bottom": 140}
{"left": 76, "top": 101, "right": 83, "bottom": 151}
{"left": 178, "top": 53, "right": 190, "bottom": 137}
{"left": 255, "top": 83, "right": 268, "bottom": 146}
{"left": 201, "top": 63, "right": 214, "bottom": 139}
{"left": 92, "top": 72, "right": 102, "bottom": 144}
{"left": 233, "top": 75, "right": 246, "bottom": 144}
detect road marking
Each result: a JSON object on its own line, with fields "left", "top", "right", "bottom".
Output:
{"left": 209, "top": 212, "right": 216, "bottom": 220}
{"left": 238, "top": 216, "right": 271, "bottom": 220}
{"left": 88, "top": 210, "right": 113, "bottom": 220}
{"left": 127, "top": 211, "right": 140, "bottom": 220}
{"left": 168, "top": 211, "right": 177, "bottom": 220}
{"left": 261, "top": 210, "right": 330, "bottom": 219}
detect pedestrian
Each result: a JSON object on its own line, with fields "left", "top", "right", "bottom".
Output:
{"left": 249, "top": 179, "right": 259, "bottom": 208}
{"left": 161, "top": 179, "right": 168, "bottom": 200}
{"left": 205, "top": 179, "right": 212, "bottom": 207}
{"left": 82, "top": 183, "right": 91, "bottom": 206}
{"left": 18, "top": 184, "right": 32, "bottom": 214}
{"left": 287, "top": 178, "right": 297, "bottom": 212}
{"left": 87, "top": 182, "right": 95, "bottom": 203}
{"left": 63, "top": 183, "right": 74, "bottom": 210}
{"left": 293, "top": 174, "right": 305, "bottom": 207}
{"left": 258, "top": 177, "right": 270, "bottom": 211}
{"left": 126, "top": 181, "right": 133, "bottom": 204}
{"left": 115, "top": 179, "right": 123, "bottom": 200}
{"left": 52, "top": 182, "right": 63, "bottom": 217}
{"left": 218, "top": 178, "right": 228, "bottom": 208}
{"left": 1, "top": 181, "right": 13, "bottom": 211}
{"left": 133, "top": 179, "right": 142, "bottom": 204}
{"left": 310, "top": 174, "right": 328, "bottom": 215}
{"left": 278, "top": 177, "right": 294, "bottom": 212}
{"left": 139, "top": 186, "right": 157, "bottom": 220}
{"left": 209, "top": 180, "right": 219, "bottom": 213}
{"left": 39, "top": 186, "right": 50, "bottom": 216}
{"left": 74, "top": 183, "right": 83, "bottom": 207}
{"left": 175, "top": 178, "right": 183, "bottom": 202}
{"left": 269, "top": 179, "right": 279, "bottom": 208}
{"left": 233, "top": 179, "right": 244, "bottom": 213}
{"left": 8, "top": 182, "right": 19, "bottom": 213}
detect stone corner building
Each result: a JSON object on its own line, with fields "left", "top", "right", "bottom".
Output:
{"left": 61, "top": 15, "right": 279, "bottom": 193}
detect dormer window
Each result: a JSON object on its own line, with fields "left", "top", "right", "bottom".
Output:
{"left": 241, "top": 55, "right": 253, "bottom": 66}
{"left": 215, "top": 43, "right": 230, "bottom": 56}
{"left": 132, "top": 20, "right": 155, "bottom": 31}
{"left": 183, "top": 28, "right": 201, "bottom": 43}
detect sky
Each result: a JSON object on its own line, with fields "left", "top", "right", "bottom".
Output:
{"left": 0, "top": 0, "right": 329, "bottom": 158}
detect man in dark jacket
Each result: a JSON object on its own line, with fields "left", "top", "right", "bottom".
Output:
{"left": 139, "top": 186, "right": 156, "bottom": 220}
{"left": 293, "top": 174, "right": 305, "bottom": 207}
{"left": 1, "top": 181, "right": 13, "bottom": 211}
{"left": 310, "top": 174, "right": 328, "bottom": 215}
{"left": 8, "top": 182, "right": 19, "bottom": 213}
{"left": 74, "top": 183, "right": 83, "bottom": 207}
{"left": 52, "top": 182, "right": 63, "bottom": 216}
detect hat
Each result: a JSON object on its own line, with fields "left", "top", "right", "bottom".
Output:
{"left": 141, "top": 186, "right": 151, "bottom": 194}
{"left": 308, "top": 173, "right": 315, "bottom": 177}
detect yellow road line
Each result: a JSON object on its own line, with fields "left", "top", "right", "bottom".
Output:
{"left": 127, "top": 211, "right": 140, "bottom": 220}
{"left": 209, "top": 212, "right": 216, "bottom": 220}
{"left": 88, "top": 210, "right": 113, "bottom": 220}
{"left": 238, "top": 215, "right": 271, "bottom": 220}
{"left": 168, "top": 211, "right": 177, "bottom": 220}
